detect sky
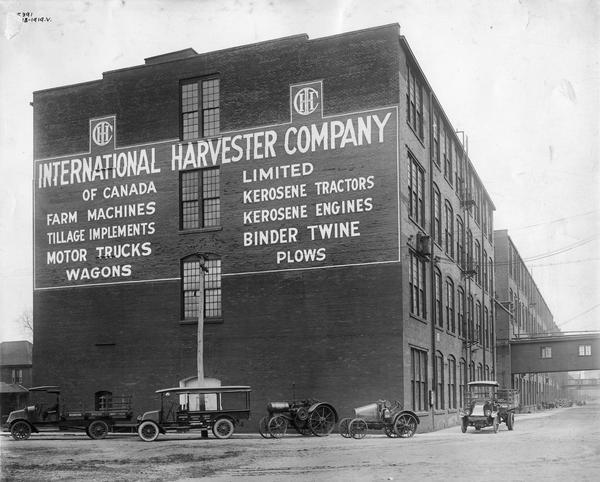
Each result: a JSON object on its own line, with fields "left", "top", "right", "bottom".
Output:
{"left": 0, "top": 0, "right": 599, "bottom": 342}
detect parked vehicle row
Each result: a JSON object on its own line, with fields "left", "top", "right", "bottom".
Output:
{"left": 6, "top": 380, "right": 524, "bottom": 442}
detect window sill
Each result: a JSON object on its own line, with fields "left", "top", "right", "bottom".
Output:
{"left": 179, "top": 226, "right": 223, "bottom": 235}
{"left": 410, "top": 314, "right": 428, "bottom": 325}
{"left": 406, "top": 120, "right": 426, "bottom": 148}
{"left": 434, "top": 410, "right": 446, "bottom": 415}
{"left": 180, "top": 318, "right": 224, "bottom": 325}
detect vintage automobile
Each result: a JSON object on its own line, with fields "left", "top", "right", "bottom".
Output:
{"left": 338, "top": 399, "right": 419, "bottom": 439}
{"left": 5, "top": 386, "right": 134, "bottom": 440}
{"left": 460, "top": 381, "right": 519, "bottom": 433}
{"left": 258, "top": 398, "right": 338, "bottom": 438}
{"left": 137, "top": 385, "right": 251, "bottom": 441}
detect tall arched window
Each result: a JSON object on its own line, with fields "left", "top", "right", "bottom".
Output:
{"left": 444, "top": 201, "right": 454, "bottom": 257}
{"left": 445, "top": 278, "right": 455, "bottom": 333}
{"left": 433, "top": 184, "right": 442, "bottom": 246}
{"left": 436, "top": 351, "right": 445, "bottom": 410}
{"left": 469, "top": 360, "right": 475, "bottom": 382}
{"left": 477, "top": 363, "right": 483, "bottom": 381}
{"left": 456, "top": 215, "right": 464, "bottom": 268}
{"left": 434, "top": 268, "right": 443, "bottom": 328}
{"left": 181, "top": 254, "right": 222, "bottom": 320}
{"left": 459, "top": 358, "right": 467, "bottom": 407}
{"left": 457, "top": 287, "right": 465, "bottom": 338}
{"left": 448, "top": 356, "right": 457, "bottom": 409}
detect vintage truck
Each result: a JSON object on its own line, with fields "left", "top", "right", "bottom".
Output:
{"left": 5, "top": 386, "right": 135, "bottom": 440}
{"left": 460, "top": 381, "right": 519, "bottom": 433}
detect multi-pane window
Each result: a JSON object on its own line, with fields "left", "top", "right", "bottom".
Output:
{"left": 434, "top": 269, "right": 443, "bottom": 328}
{"left": 408, "top": 156, "right": 425, "bottom": 227}
{"left": 578, "top": 345, "right": 592, "bottom": 356}
{"left": 181, "top": 78, "right": 220, "bottom": 140}
{"left": 448, "top": 356, "right": 457, "bottom": 409}
{"left": 482, "top": 249, "right": 488, "bottom": 292}
{"left": 444, "top": 201, "right": 454, "bottom": 258}
{"left": 474, "top": 240, "right": 481, "bottom": 284}
{"left": 432, "top": 110, "right": 440, "bottom": 166}
{"left": 180, "top": 168, "right": 220, "bottom": 229}
{"left": 436, "top": 352, "right": 445, "bottom": 410}
{"left": 541, "top": 346, "right": 552, "bottom": 359}
{"left": 467, "top": 295, "right": 474, "bottom": 343}
{"left": 11, "top": 368, "right": 23, "bottom": 384}
{"left": 484, "top": 307, "right": 489, "bottom": 349}
{"left": 433, "top": 185, "right": 442, "bottom": 246}
{"left": 469, "top": 361, "right": 475, "bottom": 382}
{"left": 466, "top": 229, "right": 473, "bottom": 272}
{"left": 411, "top": 347, "right": 428, "bottom": 411}
{"left": 475, "top": 301, "right": 482, "bottom": 345}
{"left": 444, "top": 130, "right": 453, "bottom": 185}
{"left": 456, "top": 216, "right": 464, "bottom": 268}
{"left": 182, "top": 256, "right": 222, "bottom": 320}
{"left": 406, "top": 63, "right": 424, "bottom": 139}
{"left": 459, "top": 358, "right": 466, "bottom": 407}
{"left": 445, "top": 278, "right": 455, "bottom": 333}
{"left": 410, "top": 251, "right": 427, "bottom": 319}
{"left": 457, "top": 287, "right": 465, "bottom": 338}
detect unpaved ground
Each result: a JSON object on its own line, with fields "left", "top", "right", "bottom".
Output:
{"left": 1, "top": 404, "right": 599, "bottom": 481}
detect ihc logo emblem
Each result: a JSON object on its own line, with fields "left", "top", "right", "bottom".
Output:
{"left": 293, "top": 87, "right": 319, "bottom": 116}
{"left": 92, "top": 121, "right": 114, "bottom": 146}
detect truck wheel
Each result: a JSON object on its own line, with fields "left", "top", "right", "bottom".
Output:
{"left": 507, "top": 412, "right": 514, "bottom": 431}
{"left": 88, "top": 420, "right": 109, "bottom": 440}
{"left": 11, "top": 421, "right": 32, "bottom": 441}
{"left": 258, "top": 416, "right": 270, "bottom": 439}
{"left": 461, "top": 418, "right": 468, "bottom": 433}
{"left": 138, "top": 420, "right": 160, "bottom": 442}
{"left": 212, "top": 418, "right": 234, "bottom": 439}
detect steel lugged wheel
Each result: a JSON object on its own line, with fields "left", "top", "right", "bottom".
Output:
{"left": 338, "top": 417, "right": 352, "bottom": 438}
{"left": 258, "top": 416, "right": 270, "bottom": 439}
{"left": 88, "top": 420, "right": 109, "bottom": 440}
{"left": 384, "top": 424, "right": 400, "bottom": 438}
{"left": 308, "top": 405, "right": 336, "bottom": 436}
{"left": 349, "top": 418, "right": 368, "bottom": 439}
{"left": 213, "top": 418, "right": 234, "bottom": 439}
{"left": 268, "top": 415, "right": 288, "bottom": 439}
{"left": 138, "top": 420, "right": 160, "bottom": 442}
{"left": 394, "top": 414, "right": 417, "bottom": 438}
{"left": 10, "top": 421, "right": 32, "bottom": 441}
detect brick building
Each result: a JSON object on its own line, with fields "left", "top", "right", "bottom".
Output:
{"left": 494, "top": 230, "right": 568, "bottom": 408}
{"left": 0, "top": 341, "right": 32, "bottom": 422}
{"left": 33, "top": 24, "right": 496, "bottom": 431}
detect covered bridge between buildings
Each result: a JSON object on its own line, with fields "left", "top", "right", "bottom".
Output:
{"left": 510, "top": 332, "right": 600, "bottom": 374}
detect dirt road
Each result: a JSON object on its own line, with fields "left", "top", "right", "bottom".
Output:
{"left": 1, "top": 404, "right": 599, "bottom": 481}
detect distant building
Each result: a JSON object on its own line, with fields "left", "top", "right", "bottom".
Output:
{"left": 32, "top": 24, "right": 496, "bottom": 431}
{"left": 494, "top": 230, "right": 568, "bottom": 408}
{"left": 0, "top": 341, "right": 32, "bottom": 422}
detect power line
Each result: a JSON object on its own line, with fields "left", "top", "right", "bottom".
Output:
{"left": 509, "top": 209, "right": 600, "bottom": 232}
{"left": 557, "top": 303, "right": 600, "bottom": 327}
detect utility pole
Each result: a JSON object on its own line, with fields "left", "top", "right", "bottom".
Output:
{"left": 196, "top": 253, "right": 209, "bottom": 438}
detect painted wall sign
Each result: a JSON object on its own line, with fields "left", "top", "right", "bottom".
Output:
{"left": 34, "top": 81, "right": 399, "bottom": 289}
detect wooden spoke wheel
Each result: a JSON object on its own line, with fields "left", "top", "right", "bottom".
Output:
{"left": 268, "top": 415, "right": 288, "bottom": 439}
{"left": 10, "top": 421, "right": 32, "bottom": 441}
{"left": 213, "top": 418, "right": 235, "bottom": 439}
{"left": 308, "top": 404, "right": 336, "bottom": 437}
{"left": 138, "top": 420, "right": 160, "bottom": 442}
{"left": 87, "top": 420, "right": 109, "bottom": 440}
{"left": 349, "top": 418, "right": 368, "bottom": 439}
{"left": 394, "top": 413, "right": 417, "bottom": 438}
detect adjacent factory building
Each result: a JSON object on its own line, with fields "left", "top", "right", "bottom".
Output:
{"left": 33, "top": 24, "right": 497, "bottom": 431}
{"left": 494, "top": 230, "right": 568, "bottom": 408}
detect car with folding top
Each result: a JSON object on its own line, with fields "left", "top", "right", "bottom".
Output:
{"left": 5, "top": 386, "right": 135, "bottom": 440}
{"left": 137, "top": 385, "right": 251, "bottom": 441}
